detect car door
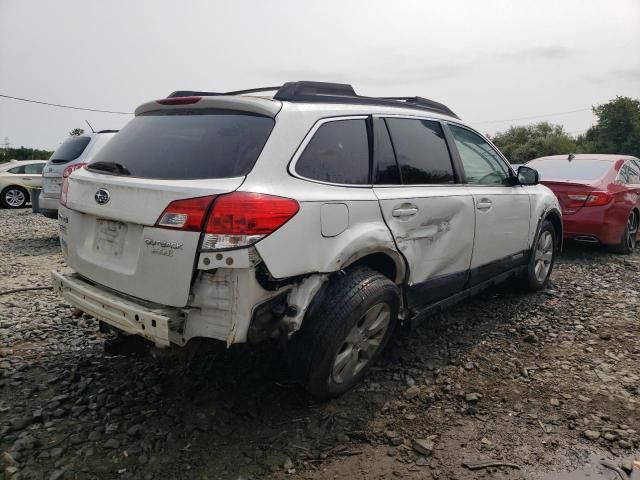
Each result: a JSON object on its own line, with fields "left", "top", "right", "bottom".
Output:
{"left": 446, "top": 123, "right": 531, "bottom": 286}
{"left": 22, "top": 163, "right": 45, "bottom": 189}
{"left": 372, "top": 117, "right": 475, "bottom": 308}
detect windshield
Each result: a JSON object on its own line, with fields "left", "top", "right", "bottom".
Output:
{"left": 88, "top": 109, "right": 274, "bottom": 180}
{"left": 527, "top": 158, "right": 612, "bottom": 181}
{"left": 50, "top": 136, "right": 91, "bottom": 164}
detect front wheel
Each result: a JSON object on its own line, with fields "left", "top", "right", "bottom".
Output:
{"left": 288, "top": 267, "right": 399, "bottom": 400}
{"left": 609, "top": 211, "right": 638, "bottom": 254}
{"left": 521, "top": 220, "right": 557, "bottom": 291}
{"left": 1, "top": 186, "right": 29, "bottom": 209}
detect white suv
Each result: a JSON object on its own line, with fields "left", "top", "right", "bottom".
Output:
{"left": 39, "top": 130, "right": 117, "bottom": 219}
{"left": 52, "top": 82, "right": 562, "bottom": 398}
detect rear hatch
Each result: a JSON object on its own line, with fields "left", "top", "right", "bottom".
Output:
{"left": 43, "top": 135, "right": 93, "bottom": 198}
{"left": 61, "top": 96, "right": 279, "bottom": 307}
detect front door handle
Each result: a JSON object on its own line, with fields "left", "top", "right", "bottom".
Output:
{"left": 392, "top": 206, "right": 419, "bottom": 218}
{"left": 476, "top": 199, "right": 493, "bottom": 211}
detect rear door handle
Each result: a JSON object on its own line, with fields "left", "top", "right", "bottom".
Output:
{"left": 392, "top": 206, "right": 419, "bottom": 218}
{"left": 476, "top": 199, "right": 493, "bottom": 211}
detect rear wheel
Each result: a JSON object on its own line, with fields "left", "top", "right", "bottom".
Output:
{"left": 288, "top": 267, "right": 399, "bottom": 400}
{"left": 609, "top": 210, "right": 638, "bottom": 254}
{"left": 521, "top": 220, "right": 557, "bottom": 291}
{"left": 1, "top": 186, "right": 29, "bottom": 209}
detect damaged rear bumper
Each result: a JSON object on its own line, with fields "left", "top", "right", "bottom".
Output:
{"left": 51, "top": 271, "right": 183, "bottom": 347}
{"left": 51, "top": 268, "right": 328, "bottom": 348}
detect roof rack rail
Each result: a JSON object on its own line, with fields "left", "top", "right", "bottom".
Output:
{"left": 96, "top": 129, "right": 119, "bottom": 134}
{"left": 274, "top": 81, "right": 459, "bottom": 118}
{"left": 167, "top": 90, "right": 222, "bottom": 98}
{"left": 168, "top": 86, "right": 281, "bottom": 98}
{"left": 167, "top": 81, "right": 459, "bottom": 118}
{"left": 379, "top": 96, "right": 457, "bottom": 118}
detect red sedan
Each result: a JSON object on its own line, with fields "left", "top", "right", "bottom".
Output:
{"left": 526, "top": 154, "right": 640, "bottom": 254}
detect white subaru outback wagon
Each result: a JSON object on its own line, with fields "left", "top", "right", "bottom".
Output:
{"left": 52, "top": 82, "right": 562, "bottom": 399}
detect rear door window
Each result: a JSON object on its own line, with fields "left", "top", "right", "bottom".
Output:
{"left": 618, "top": 160, "right": 640, "bottom": 184}
{"left": 384, "top": 118, "right": 455, "bottom": 184}
{"left": 296, "top": 119, "right": 370, "bottom": 184}
{"left": 88, "top": 109, "right": 274, "bottom": 180}
{"left": 50, "top": 136, "right": 91, "bottom": 164}
{"left": 373, "top": 119, "right": 400, "bottom": 184}
{"left": 7, "top": 166, "right": 25, "bottom": 174}
{"left": 24, "top": 163, "right": 44, "bottom": 174}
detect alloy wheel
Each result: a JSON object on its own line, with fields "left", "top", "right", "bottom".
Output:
{"left": 332, "top": 302, "right": 391, "bottom": 385}
{"left": 626, "top": 212, "right": 638, "bottom": 251}
{"left": 534, "top": 230, "right": 554, "bottom": 283}
{"left": 4, "top": 189, "right": 26, "bottom": 207}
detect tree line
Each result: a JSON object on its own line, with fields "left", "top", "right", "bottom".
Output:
{"left": 490, "top": 96, "right": 640, "bottom": 163}
{"left": 0, "top": 145, "right": 54, "bottom": 163}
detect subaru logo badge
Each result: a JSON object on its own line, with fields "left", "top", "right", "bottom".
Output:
{"left": 94, "top": 188, "right": 110, "bottom": 205}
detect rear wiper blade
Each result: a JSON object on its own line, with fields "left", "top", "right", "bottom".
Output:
{"left": 88, "top": 161, "right": 131, "bottom": 175}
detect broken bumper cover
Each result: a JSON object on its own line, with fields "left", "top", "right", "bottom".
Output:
{"left": 51, "top": 271, "right": 182, "bottom": 347}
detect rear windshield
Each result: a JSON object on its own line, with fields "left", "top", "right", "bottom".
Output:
{"left": 88, "top": 109, "right": 274, "bottom": 180}
{"left": 50, "top": 136, "right": 91, "bottom": 164}
{"left": 527, "top": 158, "right": 612, "bottom": 181}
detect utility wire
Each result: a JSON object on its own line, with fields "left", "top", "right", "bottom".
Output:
{"left": 470, "top": 108, "right": 592, "bottom": 125}
{"left": 1, "top": 91, "right": 593, "bottom": 125}
{"left": 0, "top": 94, "right": 133, "bottom": 115}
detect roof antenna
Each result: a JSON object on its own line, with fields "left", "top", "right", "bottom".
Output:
{"left": 85, "top": 120, "right": 96, "bottom": 133}
{"left": 567, "top": 153, "right": 575, "bottom": 161}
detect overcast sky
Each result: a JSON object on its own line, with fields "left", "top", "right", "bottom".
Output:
{"left": 1, "top": 0, "right": 639, "bottom": 151}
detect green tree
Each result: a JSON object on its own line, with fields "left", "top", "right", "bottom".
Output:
{"left": 490, "top": 122, "right": 577, "bottom": 163}
{"left": 577, "top": 96, "right": 640, "bottom": 156}
{"left": 0, "top": 146, "right": 54, "bottom": 163}
{"left": 69, "top": 128, "right": 85, "bottom": 136}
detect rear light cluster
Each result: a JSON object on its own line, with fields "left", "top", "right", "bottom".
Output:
{"left": 155, "top": 192, "right": 299, "bottom": 251}
{"left": 59, "top": 163, "right": 87, "bottom": 207}
{"left": 565, "top": 191, "right": 612, "bottom": 209}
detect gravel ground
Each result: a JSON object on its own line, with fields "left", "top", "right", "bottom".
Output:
{"left": 0, "top": 208, "right": 638, "bottom": 480}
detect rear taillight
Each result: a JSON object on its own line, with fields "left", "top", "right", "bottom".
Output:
{"left": 59, "top": 163, "right": 87, "bottom": 207}
{"left": 154, "top": 192, "right": 299, "bottom": 251}
{"left": 566, "top": 191, "right": 612, "bottom": 209}
{"left": 202, "top": 192, "right": 299, "bottom": 250}
{"left": 155, "top": 195, "right": 216, "bottom": 231}
{"left": 584, "top": 191, "right": 612, "bottom": 207}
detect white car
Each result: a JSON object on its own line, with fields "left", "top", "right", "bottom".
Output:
{"left": 0, "top": 160, "right": 47, "bottom": 208}
{"left": 52, "top": 82, "right": 562, "bottom": 398}
{"left": 38, "top": 131, "right": 117, "bottom": 218}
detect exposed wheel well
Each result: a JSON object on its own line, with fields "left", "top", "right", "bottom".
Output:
{"left": 544, "top": 211, "right": 563, "bottom": 252}
{"left": 350, "top": 253, "right": 398, "bottom": 283}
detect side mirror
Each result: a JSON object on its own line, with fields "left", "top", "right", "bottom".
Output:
{"left": 517, "top": 165, "right": 539, "bottom": 186}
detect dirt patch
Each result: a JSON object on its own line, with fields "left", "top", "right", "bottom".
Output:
{"left": 0, "top": 209, "right": 638, "bottom": 480}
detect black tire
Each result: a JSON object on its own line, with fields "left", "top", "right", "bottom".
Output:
{"left": 1, "top": 186, "right": 29, "bottom": 209}
{"left": 521, "top": 220, "right": 557, "bottom": 292}
{"left": 288, "top": 267, "right": 400, "bottom": 400}
{"left": 609, "top": 210, "right": 638, "bottom": 255}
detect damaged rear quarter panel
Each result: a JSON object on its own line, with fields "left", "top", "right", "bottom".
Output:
{"left": 254, "top": 198, "right": 403, "bottom": 281}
